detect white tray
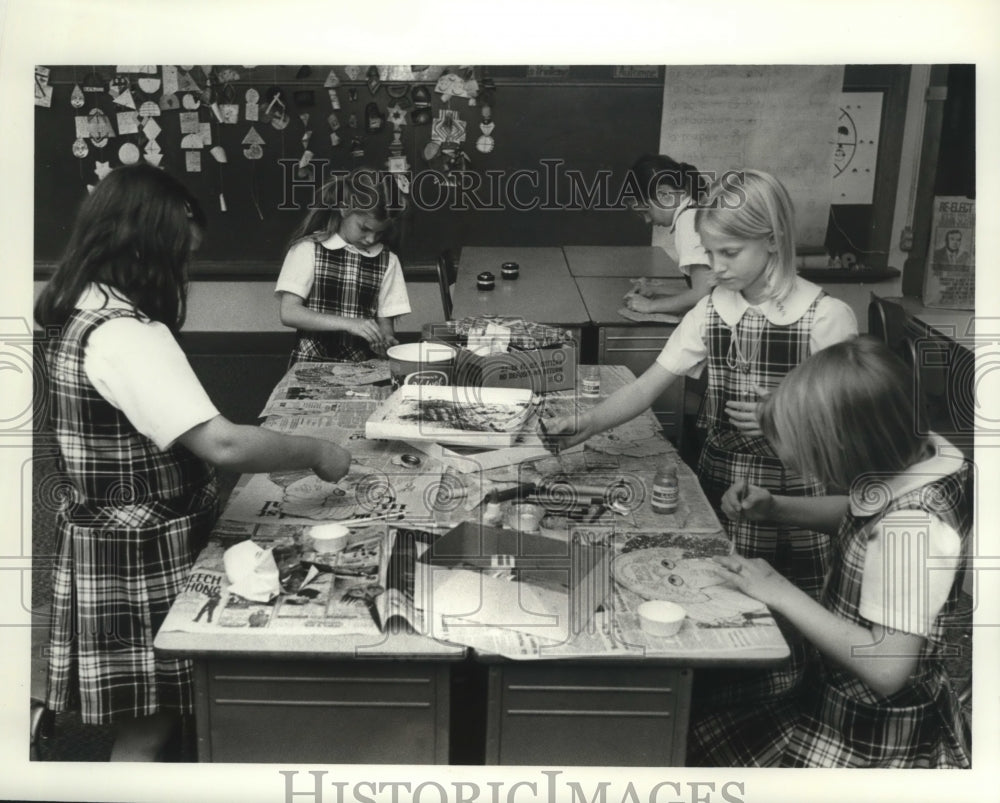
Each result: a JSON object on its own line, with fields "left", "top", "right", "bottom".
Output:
{"left": 365, "top": 385, "right": 536, "bottom": 448}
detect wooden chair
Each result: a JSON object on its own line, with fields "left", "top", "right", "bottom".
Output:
{"left": 437, "top": 250, "right": 457, "bottom": 320}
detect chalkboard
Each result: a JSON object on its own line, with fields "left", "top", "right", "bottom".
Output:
{"left": 34, "top": 66, "right": 664, "bottom": 276}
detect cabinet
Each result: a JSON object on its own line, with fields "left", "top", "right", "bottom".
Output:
{"left": 193, "top": 658, "right": 451, "bottom": 763}
{"left": 485, "top": 664, "right": 692, "bottom": 766}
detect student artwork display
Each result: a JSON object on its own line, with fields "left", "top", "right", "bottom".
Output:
{"left": 40, "top": 65, "right": 498, "bottom": 218}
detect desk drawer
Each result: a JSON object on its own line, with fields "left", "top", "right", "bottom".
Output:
{"left": 197, "top": 658, "right": 450, "bottom": 763}
{"left": 600, "top": 326, "right": 685, "bottom": 444}
{"left": 486, "top": 664, "right": 692, "bottom": 766}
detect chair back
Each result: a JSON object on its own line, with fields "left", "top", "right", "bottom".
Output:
{"left": 437, "top": 250, "right": 457, "bottom": 320}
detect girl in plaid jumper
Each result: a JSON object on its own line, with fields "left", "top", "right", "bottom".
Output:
{"left": 689, "top": 337, "right": 971, "bottom": 767}
{"left": 35, "top": 164, "right": 352, "bottom": 761}
{"left": 276, "top": 168, "right": 411, "bottom": 364}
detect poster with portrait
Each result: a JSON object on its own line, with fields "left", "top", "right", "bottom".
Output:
{"left": 923, "top": 195, "right": 975, "bottom": 309}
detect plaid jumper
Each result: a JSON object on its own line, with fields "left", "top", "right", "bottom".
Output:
{"left": 689, "top": 463, "right": 972, "bottom": 767}
{"left": 291, "top": 241, "right": 392, "bottom": 364}
{"left": 44, "top": 308, "right": 218, "bottom": 724}
{"left": 691, "top": 293, "right": 835, "bottom": 708}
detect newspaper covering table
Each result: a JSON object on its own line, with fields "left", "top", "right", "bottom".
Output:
{"left": 161, "top": 362, "right": 787, "bottom": 667}
{"left": 160, "top": 520, "right": 430, "bottom": 637}
{"left": 260, "top": 360, "right": 392, "bottom": 417}
{"left": 421, "top": 531, "right": 788, "bottom": 662}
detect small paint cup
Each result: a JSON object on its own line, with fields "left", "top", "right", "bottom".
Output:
{"left": 637, "top": 600, "right": 686, "bottom": 637}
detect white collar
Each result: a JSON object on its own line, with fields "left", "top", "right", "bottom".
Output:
{"left": 710, "top": 276, "right": 822, "bottom": 326}
{"left": 849, "top": 434, "right": 966, "bottom": 515}
{"left": 320, "top": 232, "right": 384, "bottom": 258}
{"left": 77, "top": 283, "right": 140, "bottom": 313}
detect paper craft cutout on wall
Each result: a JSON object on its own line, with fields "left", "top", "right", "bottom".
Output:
{"left": 118, "top": 142, "right": 140, "bottom": 165}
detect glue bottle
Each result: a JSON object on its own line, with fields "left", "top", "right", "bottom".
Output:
{"left": 650, "top": 458, "right": 679, "bottom": 514}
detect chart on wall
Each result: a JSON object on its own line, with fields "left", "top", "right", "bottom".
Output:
{"left": 832, "top": 92, "right": 883, "bottom": 205}
{"left": 656, "top": 65, "right": 844, "bottom": 249}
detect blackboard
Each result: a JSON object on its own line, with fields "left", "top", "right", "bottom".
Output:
{"left": 34, "top": 66, "right": 664, "bottom": 276}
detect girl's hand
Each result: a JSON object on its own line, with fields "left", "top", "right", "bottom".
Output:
{"left": 313, "top": 443, "right": 352, "bottom": 483}
{"left": 628, "top": 278, "right": 656, "bottom": 298}
{"left": 710, "top": 554, "right": 794, "bottom": 610}
{"left": 721, "top": 481, "right": 773, "bottom": 522}
{"left": 724, "top": 386, "right": 769, "bottom": 436}
{"left": 539, "top": 413, "right": 594, "bottom": 453}
{"left": 347, "top": 318, "right": 387, "bottom": 351}
{"left": 625, "top": 293, "right": 660, "bottom": 314}
{"left": 376, "top": 321, "right": 399, "bottom": 355}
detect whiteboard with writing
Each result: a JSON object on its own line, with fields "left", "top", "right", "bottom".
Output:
{"left": 655, "top": 65, "right": 844, "bottom": 249}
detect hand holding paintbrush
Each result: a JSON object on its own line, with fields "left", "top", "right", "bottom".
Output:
{"left": 722, "top": 479, "right": 774, "bottom": 549}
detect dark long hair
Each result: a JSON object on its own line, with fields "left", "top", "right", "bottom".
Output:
{"left": 34, "top": 164, "right": 205, "bottom": 332}
{"left": 628, "top": 153, "right": 702, "bottom": 202}
{"left": 286, "top": 167, "right": 408, "bottom": 251}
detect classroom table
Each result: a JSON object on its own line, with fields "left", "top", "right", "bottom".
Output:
{"left": 451, "top": 247, "right": 590, "bottom": 339}
{"left": 562, "top": 245, "right": 685, "bottom": 278}
{"left": 156, "top": 362, "right": 789, "bottom": 766}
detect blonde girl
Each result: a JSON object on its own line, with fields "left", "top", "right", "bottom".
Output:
{"left": 690, "top": 337, "right": 971, "bottom": 767}
{"left": 277, "top": 168, "right": 411, "bottom": 364}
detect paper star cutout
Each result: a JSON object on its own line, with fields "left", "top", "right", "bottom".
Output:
{"left": 386, "top": 103, "right": 408, "bottom": 130}
{"left": 94, "top": 161, "right": 112, "bottom": 180}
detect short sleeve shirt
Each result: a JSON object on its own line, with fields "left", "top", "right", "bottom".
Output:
{"left": 79, "top": 284, "right": 219, "bottom": 450}
{"left": 275, "top": 233, "right": 411, "bottom": 318}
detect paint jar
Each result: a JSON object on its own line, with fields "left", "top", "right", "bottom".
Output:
{"left": 477, "top": 271, "right": 496, "bottom": 290}
{"left": 501, "top": 261, "right": 520, "bottom": 280}
{"left": 580, "top": 365, "right": 601, "bottom": 398}
{"left": 650, "top": 458, "right": 679, "bottom": 514}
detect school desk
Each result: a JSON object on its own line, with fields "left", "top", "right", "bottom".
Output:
{"left": 574, "top": 276, "right": 689, "bottom": 446}
{"left": 562, "top": 245, "right": 685, "bottom": 279}
{"left": 450, "top": 247, "right": 590, "bottom": 342}
{"left": 156, "top": 363, "right": 789, "bottom": 766}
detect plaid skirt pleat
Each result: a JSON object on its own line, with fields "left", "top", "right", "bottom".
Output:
{"left": 45, "top": 493, "right": 216, "bottom": 724}
{"left": 690, "top": 667, "right": 970, "bottom": 768}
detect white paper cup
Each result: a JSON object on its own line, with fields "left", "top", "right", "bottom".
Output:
{"left": 309, "top": 523, "right": 350, "bottom": 550}
{"left": 637, "top": 600, "right": 686, "bottom": 637}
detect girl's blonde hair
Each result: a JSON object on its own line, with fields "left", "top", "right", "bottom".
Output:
{"left": 695, "top": 169, "right": 797, "bottom": 303}
{"left": 287, "top": 167, "right": 409, "bottom": 250}
{"left": 759, "top": 336, "right": 927, "bottom": 490}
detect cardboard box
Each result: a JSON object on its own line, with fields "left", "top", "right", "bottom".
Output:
{"left": 422, "top": 321, "right": 577, "bottom": 393}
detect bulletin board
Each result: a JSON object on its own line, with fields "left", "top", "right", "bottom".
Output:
{"left": 33, "top": 65, "right": 664, "bottom": 276}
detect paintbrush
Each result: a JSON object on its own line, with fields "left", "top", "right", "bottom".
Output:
{"left": 730, "top": 478, "right": 748, "bottom": 554}
{"left": 343, "top": 512, "right": 406, "bottom": 528}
